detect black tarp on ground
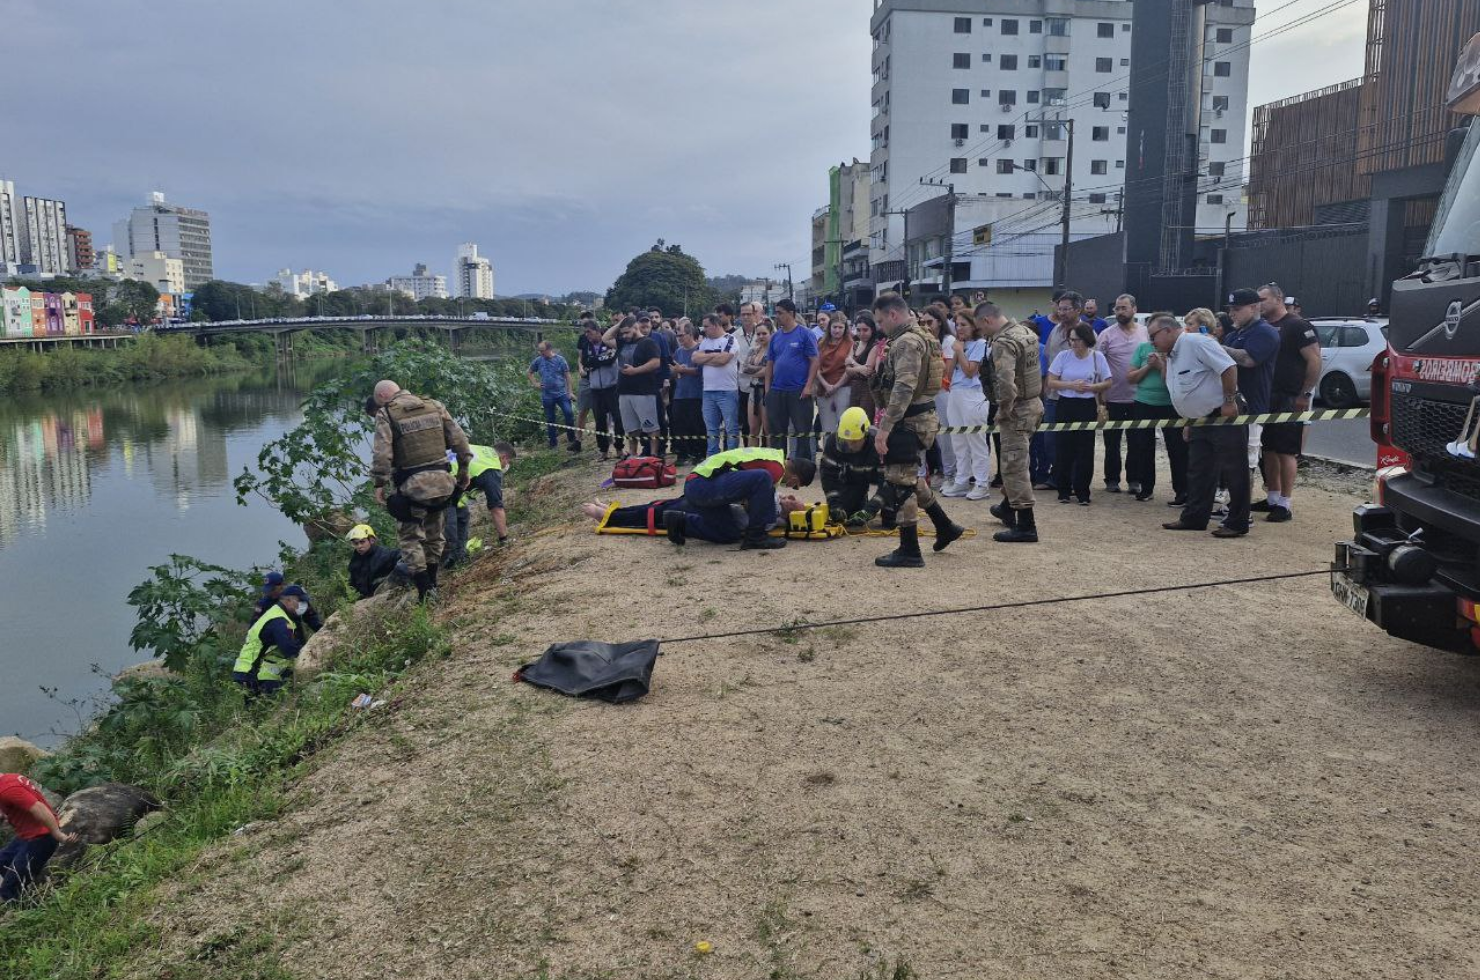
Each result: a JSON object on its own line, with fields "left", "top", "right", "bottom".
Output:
{"left": 515, "top": 639, "right": 659, "bottom": 704}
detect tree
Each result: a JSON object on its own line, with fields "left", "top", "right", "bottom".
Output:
{"left": 605, "top": 244, "right": 716, "bottom": 317}
{"left": 106, "top": 279, "right": 161, "bottom": 325}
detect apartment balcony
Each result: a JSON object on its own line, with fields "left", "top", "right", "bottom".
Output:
{"left": 1045, "top": 34, "right": 1071, "bottom": 57}
{"left": 1043, "top": 68, "right": 1069, "bottom": 91}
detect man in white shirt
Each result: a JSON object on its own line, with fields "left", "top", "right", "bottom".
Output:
{"left": 1159, "top": 319, "right": 1250, "bottom": 538}
{"left": 692, "top": 313, "right": 742, "bottom": 456}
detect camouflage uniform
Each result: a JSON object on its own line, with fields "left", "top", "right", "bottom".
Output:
{"left": 371, "top": 390, "right": 473, "bottom": 578}
{"left": 989, "top": 320, "right": 1044, "bottom": 509}
{"left": 871, "top": 319, "right": 945, "bottom": 527}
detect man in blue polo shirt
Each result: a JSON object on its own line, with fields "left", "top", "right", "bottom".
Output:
{"left": 763, "top": 298, "right": 820, "bottom": 462}
{"left": 1221, "top": 287, "right": 1280, "bottom": 478}
{"left": 528, "top": 342, "right": 581, "bottom": 453}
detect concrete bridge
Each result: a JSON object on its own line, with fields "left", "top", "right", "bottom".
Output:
{"left": 166, "top": 314, "right": 570, "bottom": 356}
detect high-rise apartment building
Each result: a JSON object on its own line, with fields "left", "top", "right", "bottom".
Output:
{"left": 20, "top": 196, "right": 68, "bottom": 275}
{"left": 66, "top": 226, "right": 94, "bottom": 273}
{"left": 867, "top": 0, "right": 1254, "bottom": 294}
{"left": 387, "top": 263, "right": 449, "bottom": 300}
{"left": 114, "top": 191, "right": 214, "bottom": 289}
{"left": 0, "top": 179, "right": 21, "bottom": 269}
{"left": 453, "top": 243, "right": 495, "bottom": 298}
{"left": 129, "top": 251, "right": 187, "bottom": 296}
{"left": 270, "top": 268, "right": 338, "bottom": 298}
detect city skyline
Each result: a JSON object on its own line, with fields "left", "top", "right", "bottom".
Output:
{"left": 3, "top": 0, "right": 1367, "bottom": 295}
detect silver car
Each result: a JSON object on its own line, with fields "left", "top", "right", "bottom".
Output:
{"left": 1312, "top": 317, "right": 1389, "bottom": 407}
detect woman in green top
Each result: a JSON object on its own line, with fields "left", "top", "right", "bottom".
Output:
{"left": 1124, "top": 314, "right": 1189, "bottom": 504}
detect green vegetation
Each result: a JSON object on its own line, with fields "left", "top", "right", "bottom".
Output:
{"left": 605, "top": 240, "right": 722, "bottom": 316}
{"left": 4, "top": 275, "right": 160, "bottom": 330}
{"left": 0, "top": 332, "right": 255, "bottom": 394}
{"left": 189, "top": 278, "right": 581, "bottom": 324}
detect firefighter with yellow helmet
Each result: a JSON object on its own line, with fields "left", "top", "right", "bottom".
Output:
{"left": 819, "top": 406, "right": 888, "bottom": 528}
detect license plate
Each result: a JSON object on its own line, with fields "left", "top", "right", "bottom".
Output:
{"left": 1331, "top": 572, "right": 1370, "bottom": 618}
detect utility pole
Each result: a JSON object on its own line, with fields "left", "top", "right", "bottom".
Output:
{"left": 920, "top": 177, "right": 957, "bottom": 298}
{"left": 1059, "top": 117, "right": 1075, "bottom": 291}
{"left": 774, "top": 262, "right": 794, "bottom": 301}
{"left": 881, "top": 207, "right": 913, "bottom": 301}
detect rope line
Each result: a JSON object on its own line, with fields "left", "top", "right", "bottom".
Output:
{"left": 660, "top": 567, "right": 1345, "bottom": 646}
{"left": 498, "top": 408, "right": 1370, "bottom": 443}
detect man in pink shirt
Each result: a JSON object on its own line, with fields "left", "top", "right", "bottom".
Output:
{"left": 1097, "top": 294, "right": 1149, "bottom": 494}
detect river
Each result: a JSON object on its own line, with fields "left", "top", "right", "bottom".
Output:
{"left": 0, "top": 363, "right": 344, "bottom": 748}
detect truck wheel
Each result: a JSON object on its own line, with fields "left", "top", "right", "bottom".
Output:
{"left": 1320, "top": 372, "right": 1358, "bottom": 408}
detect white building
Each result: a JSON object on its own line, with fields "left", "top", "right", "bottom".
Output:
{"left": 452, "top": 243, "right": 495, "bottom": 298}
{"left": 740, "top": 279, "right": 789, "bottom": 309}
{"left": 128, "top": 251, "right": 186, "bottom": 296}
{"left": 386, "top": 263, "right": 448, "bottom": 300}
{"left": 0, "top": 179, "right": 22, "bottom": 269}
{"left": 271, "top": 268, "right": 338, "bottom": 298}
{"left": 113, "top": 192, "right": 214, "bottom": 289}
{"left": 867, "top": 0, "right": 1254, "bottom": 293}
{"left": 21, "top": 197, "right": 68, "bottom": 275}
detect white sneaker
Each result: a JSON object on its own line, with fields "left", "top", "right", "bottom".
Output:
{"left": 965, "top": 487, "right": 992, "bottom": 500}
{"left": 940, "top": 482, "right": 971, "bottom": 498}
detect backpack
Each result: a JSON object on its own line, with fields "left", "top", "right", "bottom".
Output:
{"left": 612, "top": 456, "right": 676, "bottom": 489}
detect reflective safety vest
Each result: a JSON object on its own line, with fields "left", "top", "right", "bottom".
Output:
{"left": 233, "top": 605, "right": 295, "bottom": 683}
{"left": 466, "top": 444, "right": 503, "bottom": 478}
{"left": 690, "top": 447, "right": 785, "bottom": 480}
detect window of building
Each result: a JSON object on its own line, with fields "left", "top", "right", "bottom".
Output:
{"left": 1097, "top": 22, "right": 1115, "bottom": 38}
{"left": 980, "top": 88, "right": 992, "bottom": 98}
{"left": 1213, "top": 61, "right": 1231, "bottom": 77}
{"left": 1043, "top": 158, "right": 1062, "bottom": 175}
{"left": 954, "top": 17, "right": 971, "bottom": 33}
{"left": 1122, "top": 23, "right": 1131, "bottom": 32}
{"left": 1115, "top": 159, "right": 1125, "bottom": 168}
{"left": 953, "top": 52, "right": 971, "bottom": 69}
{"left": 1027, "top": 90, "right": 1040, "bottom": 103}
{"left": 1120, "top": 57, "right": 1130, "bottom": 66}
{"left": 980, "top": 124, "right": 992, "bottom": 133}
{"left": 981, "top": 53, "right": 992, "bottom": 62}
{"left": 1023, "top": 192, "right": 1037, "bottom": 200}
{"left": 1093, "top": 92, "right": 1112, "bottom": 109}
{"left": 982, "top": 17, "right": 992, "bottom": 26}
{"left": 950, "top": 158, "right": 968, "bottom": 173}
{"left": 996, "top": 192, "right": 1014, "bottom": 198}
{"left": 1030, "top": 19, "right": 1042, "bottom": 34}
{"left": 997, "top": 159, "right": 1016, "bottom": 174}
{"left": 1022, "top": 158, "right": 1037, "bottom": 171}
{"left": 999, "top": 89, "right": 1017, "bottom": 105}
{"left": 1216, "top": 27, "right": 1233, "bottom": 43}
{"left": 1206, "top": 194, "right": 1225, "bottom": 204}
{"left": 1091, "top": 160, "right": 1108, "bottom": 175}
{"left": 1117, "top": 126, "right": 1126, "bottom": 134}
{"left": 953, "top": 88, "right": 970, "bottom": 104}
{"left": 951, "top": 123, "right": 969, "bottom": 140}
{"left": 1002, "top": 19, "right": 1019, "bottom": 35}
{"left": 1096, "top": 57, "right": 1113, "bottom": 73}
{"left": 998, "top": 124, "right": 1015, "bottom": 139}
{"left": 979, "top": 158, "right": 991, "bottom": 167}
{"left": 1046, "top": 55, "right": 1067, "bottom": 71}
{"left": 1002, "top": 54, "right": 1019, "bottom": 70}
{"left": 1118, "top": 92, "right": 1128, "bottom": 101}
{"left": 1211, "top": 128, "right": 1227, "bottom": 144}
{"left": 1028, "top": 54, "right": 1041, "bottom": 68}
{"left": 1047, "top": 18, "right": 1069, "bottom": 36}
{"left": 1092, "top": 126, "right": 1109, "bottom": 141}
{"left": 1208, "top": 161, "right": 1226, "bottom": 177}
{"left": 1024, "top": 124, "right": 1039, "bottom": 137}
{"left": 1212, "top": 95, "right": 1230, "bottom": 111}
{"left": 1089, "top": 193, "right": 1108, "bottom": 204}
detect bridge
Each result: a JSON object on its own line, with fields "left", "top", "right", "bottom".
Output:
{"left": 168, "top": 314, "right": 572, "bottom": 357}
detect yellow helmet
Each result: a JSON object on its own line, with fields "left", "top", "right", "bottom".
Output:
{"left": 346, "top": 523, "right": 376, "bottom": 542}
{"left": 838, "top": 406, "right": 871, "bottom": 442}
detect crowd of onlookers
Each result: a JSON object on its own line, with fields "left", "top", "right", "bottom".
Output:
{"left": 529, "top": 281, "right": 1321, "bottom": 539}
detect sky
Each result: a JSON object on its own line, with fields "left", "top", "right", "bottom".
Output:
{"left": 3, "top": 0, "right": 1369, "bottom": 296}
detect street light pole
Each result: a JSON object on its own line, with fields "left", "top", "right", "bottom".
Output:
{"left": 774, "top": 262, "right": 794, "bottom": 301}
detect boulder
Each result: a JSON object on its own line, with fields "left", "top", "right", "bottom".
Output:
{"left": 295, "top": 589, "right": 409, "bottom": 677}
{"left": 53, "top": 783, "right": 161, "bottom": 868}
{"left": 0, "top": 736, "right": 49, "bottom": 773}
{"left": 112, "top": 660, "right": 172, "bottom": 686}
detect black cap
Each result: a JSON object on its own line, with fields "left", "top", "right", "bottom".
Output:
{"left": 1227, "top": 288, "right": 1261, "bottom": 308}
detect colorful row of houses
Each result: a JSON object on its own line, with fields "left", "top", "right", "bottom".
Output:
{"left": 1, "top": 285, "right": 96, "bottom": 338}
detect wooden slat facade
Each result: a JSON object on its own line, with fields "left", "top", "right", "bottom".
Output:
{"left": 1248, "top": 78, "right": 1371, "bottom": 229}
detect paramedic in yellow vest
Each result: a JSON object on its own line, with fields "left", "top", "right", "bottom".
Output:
{"left": 370, "top": 380, "right": 473, "bottom": 602}
{"left": 868, "top": 294, "right": 966, "bottom": 568}
{"left": 233, "top": 585, "right": 310, "bottom": 696}
{"left": 444, "top": 441, "right": 516, "bottom": 566}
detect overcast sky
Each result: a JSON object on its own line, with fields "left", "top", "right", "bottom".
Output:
{"left": 3, "top": 0, "right": 1369, "bottom": 296}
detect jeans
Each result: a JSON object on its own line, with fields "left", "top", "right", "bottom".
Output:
{"left": 702, "top": 389, "right": 741, "bottom": 457}
{"left": 1128, "top": 402, "right": 1186, "bottom": 498}
{"left": 1102, "top": 401, "right": 1135, "bottom": 485}
{"left": 1052, "top": 397, "right": 1098, "bottom": 500}
{"left": 541, "top": 391, "right": 576, "bottom": 448}
{"left": 1182, "top": 423, "right": 1251, "bottom": 531}
{"left": 815, "top": 387, "right": 852, "bottom": 444}
{"left": 947, "top": 385, "right": 991, "bottom": 487}
{"left": 1031, "top": 397, "right": 1056, "bottom": 484}
{"left": 442, "top": 503, "right": 470, "bottom": 567}
{"left": 590, "top": 386, "right": 622, "bottom": 454}
{"left": 670, "top": 397, "right": 705, "bottom": 460}
{"left": 933, "top": 388, "right": 956, "bottom": 480}
{"left": 684, "top": 468, "right": 776, "bottom": 540}
{"left": 1, "top": 835, "right": 58, "bottom": 902}
{"left": 765, "top": 388, "right": 816, "bottom": 461}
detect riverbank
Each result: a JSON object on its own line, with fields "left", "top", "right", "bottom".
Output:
{"left": 0, "top": 333, "right": 256, "bottom": 394}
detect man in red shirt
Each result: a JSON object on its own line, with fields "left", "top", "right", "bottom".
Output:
{"left": 1, "top": 772, "right": 74, "bottom": 902}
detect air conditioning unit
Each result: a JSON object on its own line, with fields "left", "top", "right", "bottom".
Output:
{"left": 954, "top": 138, "right": 965, "bottom": 147}
{"left": 1000, "top": 103, "right": 1013, "bottom": 113}
{"left": 1215, "top": 108, "right": 1225, "bottom": 118}
{"left": 1003, "top": 138, "right": 1013, "bottom": 148}
{"left": 1048, "top": 98, "right": 1067, "bottom": 107}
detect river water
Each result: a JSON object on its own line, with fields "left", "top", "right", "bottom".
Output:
{"left": 0, "top": 364, "right": 342, "bottom": 748}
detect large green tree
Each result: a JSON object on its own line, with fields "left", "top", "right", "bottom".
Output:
{"left": 605, "top": 241, "right": 716, "bottom": 317}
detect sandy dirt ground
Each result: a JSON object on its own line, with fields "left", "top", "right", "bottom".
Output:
{"left": 128, "top": 453, "right": 1480, "bottom": 980}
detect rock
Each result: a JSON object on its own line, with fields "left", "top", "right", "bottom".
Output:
{"left": 112, "top": 660, "right": 172, "bottom": 686}
{"left": 302, "top": 510, "right": 357, "bottom": 545}
{"left": 0, "top": 736, "right": 49, "bottom": 773}
{"left": 296, "top": 589, "right": 409, "bottom": 677}
{"left": 53, "top": 783, "right": 161, "bottom": 868}
{"left": 132, "top": 810, "right": 169, "bottom": 837}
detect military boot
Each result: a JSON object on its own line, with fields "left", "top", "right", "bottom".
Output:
{"left": 664, "top": 510, "right": 688, "bottom": 546}
{"left": 411, "top": 570, "right": 433, "bottom": 601}
{"left": 989, "top": 499, "right": 1017, "bottom": 527}
{"left": 925, "top": 502, "right": 965, "bottom": 553}
{"left": 427, "top": 562, "right": 439, "bottom": 587}
{"left": 993, "top": 508, "right": 1039, "bottom": 544}
{"left": 740, "top": 527, "right": 786, "bottom": 550}
{"left": 875, "top": 524, "right": 925, "bottom": 568}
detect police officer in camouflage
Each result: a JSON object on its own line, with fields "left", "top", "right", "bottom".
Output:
{"left": 370, "top": 379, "right": 473, "bottom": 602}
{"left": 869, "top": 294, "right": 965, "bottom": 568}
{"left": 976, "top": 302, "right": 1043, "bottom": 543}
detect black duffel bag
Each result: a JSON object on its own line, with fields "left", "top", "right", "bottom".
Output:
{"left": 515, "top": 639, "right": 659, "bottom": 704}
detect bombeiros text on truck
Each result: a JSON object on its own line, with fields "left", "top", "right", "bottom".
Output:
{"left": 1333, "top": 32, "right": 1480, "bottom": 652}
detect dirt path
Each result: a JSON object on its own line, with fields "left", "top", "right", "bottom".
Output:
{"left": 130, "top": 455, "right": 1480, "bottom": 980}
